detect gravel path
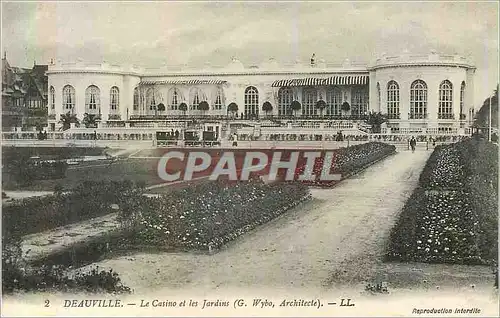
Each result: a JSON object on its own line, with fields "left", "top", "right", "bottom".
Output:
{"left": 87, "top": 150, "right": 455, "bottom": 294}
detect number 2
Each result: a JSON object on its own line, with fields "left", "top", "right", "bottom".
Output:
{"left": 44, "top": 300, "right": 50, "bottom": 307}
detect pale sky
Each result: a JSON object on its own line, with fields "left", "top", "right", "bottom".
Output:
{"left": 2, "top": 1, "right": 498, "bottom": 106}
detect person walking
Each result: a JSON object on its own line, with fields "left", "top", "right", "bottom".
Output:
{"left": 410, "top": 136, "right": 417, "bottom": 153}
{"left": 232, "top": 133, "right": 238, "bottom": 147}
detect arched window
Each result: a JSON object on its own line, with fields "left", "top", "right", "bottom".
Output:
{"left": 213, "top": 88, "right": 224, "bottom": 110}
{"left": 351, "top": 87, "right": 369, "bottom": 117}
{"left": 62, "top": 85, "right": 75, "bottom": 110}
{"left": 301, "top": 87, "right": 317, "bottom": 117}
{"left": 410, "top": 80, "right": 427, "bottom": 119}
{"left": 460, "top": 81, "right": 466, "bottom": 117}
{"left": 438, "top": 80, "right": 453, "bottom": 119}
{"left": 189, "top": 87, "right": 205, "bottom": 110}
{"left": 278, "top": 87, "right": 293, "bottom": 116}
{"left": 377, "top": 82, "right": 381, "bottom": 110}
{"left": 169, "top": 88, "right": 182, "bottom": 110}
{"left": 146, "top": 88, "right": 163, "bottom": 111}
{"left": 110, "top": 86, "right": 119, "bottom": 111}
{"left": 85, "top": 85, "right": 100, "bottom": 113}
{"left": 50, "top": 86, "right": 55, "bottom": 110}
{"left": 387, "top": 81, "right": 400, "bottom": 119}
{"left": 326, "top": 87, "right": 342, "bottom": 116}
{"left": 244, "top": 86, "right": 259, "bottom": 116}
{"left": 133, "top": 87, "right": 139, "bottom": 111}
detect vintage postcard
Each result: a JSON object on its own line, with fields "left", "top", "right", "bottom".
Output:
{"left": 1, "top": 1, "right": 499, "bottom": 317}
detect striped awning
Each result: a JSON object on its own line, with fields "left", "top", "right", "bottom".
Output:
{"left": 323, "top": 75, "right": 369, "bottom": 85}
{"left": 140, "top": 79, "right": 227, "bottom": 85}
{"left": 271, "top": 75, "right": 368, "bottom": 87}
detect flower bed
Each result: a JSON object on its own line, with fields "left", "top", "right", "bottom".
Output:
{"left": 387, "top": 138, "right": 498, "bottom": 265}
{"left": 2, "top": 180, "right": 145, "bottom": 237}
{"left": 418, "top": 145, "right": 466, "bottom": 189}
{"left": 294, "top": 142, "right": 396, "bottom": 187}
{"left": 118, "top": 180, "right": 311, "bottom": 250}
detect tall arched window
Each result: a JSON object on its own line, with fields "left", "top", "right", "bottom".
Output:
{"left": 326, "top": 87, "right": 342, "bottom": 116}
{"left": 410, "top": 80, "right": 427, "bottom": 119}
{"left": 244, "top": 86, "right": 259, "bottom": 116}
{"left": 351, "top": 87, "right": 369, "bottom": 117}
{"left": 387, "top": 81, "right": 400, "bottom": 119}
{"left": 377, "top": 82, "right": 381, "bottom": 110}
{"left": 278, "top": 87, "right": 293, "bottom": 116}
{"left": 110, "top": 86, "right": 119, "bottom": 111}
{"left": 50, "top": 86, "right": 55, "bottom": 110}
{"left": 189, "top": 87, "right": 204, "bottom": 110}
{"left": 213, "top": 88, "right": 224, "bottom": 110}
{"left": 169, "top": 88, "right": 182, "bottom": 110}
{"left": 133, "top": 87, "right": 139, "bottom": 111}
{"left": 438, "top": 80, "right": 453, "bottom": 119}
{"left": 301, "top": 87, "right": 317, "bottom": 116}
{"left": 62, "top": 85, "right": 75, "bottom": 110}
{"left": 85, "top": 85, "right": 100, "bottom": 113}
{"left": 146, "top": 88, "right": 163, "bottom": 111}
{"left": 460, "top": 81, "right": 466, "bottom": 117}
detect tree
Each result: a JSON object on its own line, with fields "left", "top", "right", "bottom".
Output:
{"left": 58, "top": 112, "right": 79, "bottom": 131}
{"left": 198, "top": 101, "right": 209, "bottom": 116}
{"left": 157, "top": 103, "right": 166, "bottom": 112}
{"left": 82, "top": 113, "right": 98, "bottom": 128}
{"left": 262, "top": 101, "right": 273, "bottom": 116}
{"left": 341, "top": 101, "right": 351, "bottom": 112}
{"left": 227, "top": 102, "right": 238, "bottom": 117}
{"left": 315, "top": 100, "right": 326, "bottom": 117}
{"left": 179, "top": 103, "right": 188, "bottom": 116}
{"left": 290, "top": 100, "right": 301, "bottom": 116}
{"left": 474, "top": 85, "right": 498, "bottom": 132}
{"left": 365, "top": 111, "right": 387, "bottom": 133}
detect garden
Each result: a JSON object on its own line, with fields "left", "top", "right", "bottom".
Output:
{"left": 2, "top": 180, "right": 146, "bottom": 237}
{"left": 386, "top": 137, "right": 498, "bottom": 265}
{"left": 2, "top": 141, "right": 398, "bottom": 294}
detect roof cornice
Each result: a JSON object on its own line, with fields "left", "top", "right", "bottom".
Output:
{"left": 367, "top": 62, "right": 476, "bottom": 71}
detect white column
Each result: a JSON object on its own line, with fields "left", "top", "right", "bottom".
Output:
{"left": 75, "top": 84, "right": 85, "bottom": 120}
{"left": 400, "top": 81, "right": 409, "bottom": 121}
{"left": 368, "top": 72, "right": 378, "bottom": 112}
{"left": 427, "top": 80, "right": 439, "bottom": 122}
{"left": 453, "top": 80, "right": 461, "bottom": 120}
{"left": 101, "top": 86, "right": 110, "bottom": 122}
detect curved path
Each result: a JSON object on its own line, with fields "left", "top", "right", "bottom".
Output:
{"left": 89, "top": 150, "right": 434, "bottom": 293}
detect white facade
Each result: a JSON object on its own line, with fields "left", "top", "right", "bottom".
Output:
{"left": 47, "top": 52, "right": 476, "bottom": 134}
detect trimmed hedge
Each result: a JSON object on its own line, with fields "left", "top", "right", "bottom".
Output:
{"left": 387, "top": 138, "right": 498, "bottom": 265}
{"left": 2, "top": 180, "right": 145, "bottom": 237}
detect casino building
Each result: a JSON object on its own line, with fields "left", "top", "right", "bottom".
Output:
{"left": 45, "top": 51, "right": 476, "bottom": 140}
